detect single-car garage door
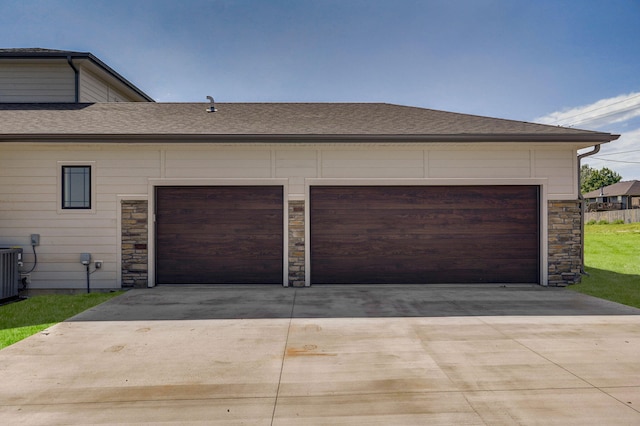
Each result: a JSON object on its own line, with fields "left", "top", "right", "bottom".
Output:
{"left": 155, "top": 186, "right": 283, "bottom": 284}
{"left": 310, "top": 185, "right": 539, "bottom": 284}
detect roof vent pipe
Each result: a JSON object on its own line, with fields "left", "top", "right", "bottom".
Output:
{"left": 206, "top": 96, "right": 217, "bottom": 113}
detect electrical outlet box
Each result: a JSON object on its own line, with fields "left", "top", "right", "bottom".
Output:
{"left": 30, "top": 234, "right": 40, "bottom": 246}
{"left": 95, "top": 260, "right": 103, "bottom": 269}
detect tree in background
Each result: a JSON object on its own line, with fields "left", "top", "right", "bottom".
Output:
{"left": 580, "top": 165, "right": 622, "bottom": 193}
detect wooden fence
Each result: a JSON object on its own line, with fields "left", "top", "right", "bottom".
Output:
{"left": 585, "top": 209, "right": 640, "bottom": 224}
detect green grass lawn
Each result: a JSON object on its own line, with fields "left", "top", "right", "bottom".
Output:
{"left": 570, "top": 223, "right": 640, "bottom": 308}
{"left": 0, "top": 292, "right": 123, "bottom": 350}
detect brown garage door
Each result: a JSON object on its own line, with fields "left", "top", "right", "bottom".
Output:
{"left": 310, "top": 185, "right": 539, "bottom": 284}
{"left": 155, "top": 186, "right": 283, "bottom": 284}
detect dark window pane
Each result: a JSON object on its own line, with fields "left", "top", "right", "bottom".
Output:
{"left": 62, "top": 166, "right": 91, "bottom": 209}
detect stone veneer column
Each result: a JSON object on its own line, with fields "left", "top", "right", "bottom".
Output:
{"left": 288, "top": 200, "right": 306, "bottom": 286}
{"left": 547, "top": 200, "right": 582, "bottom": 286}
{"left": 121, "top": 200, "right": 148, "bottom": 288}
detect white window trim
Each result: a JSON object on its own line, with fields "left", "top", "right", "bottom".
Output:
{"left": 57, "top": 161, "right": 97, "bottom": 214}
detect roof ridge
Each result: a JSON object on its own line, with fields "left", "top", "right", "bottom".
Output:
{"left": 0, "top": 47, "right": 89, "bottom": 54}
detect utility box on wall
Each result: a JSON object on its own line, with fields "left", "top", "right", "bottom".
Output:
{"left": 0, "top": 247, "right": 22, "bottom": 301}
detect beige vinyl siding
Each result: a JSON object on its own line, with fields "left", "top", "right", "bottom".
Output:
{"left": 164, "top": 149, "right": 273, "bottom": 178}
{"left": 428, "top": 150, "right": 531, "bottom": 179}
{"left": 533, "top": 149, "right": 576, "bottom": 199}
{"left": 79, "top": 69, "right": 137, "bottom": 102}
{"left": 321, "top": 150, "right": 424, "bottom": 178}
{"left": 0, "top": 63, "right": 75, "bottom": 102}
{"left": 79, "top": 69, "right": 108, "bottom": 102}
{"left": 0, "top": 147, "right": 160, "bottom": 289}
{"left": 275, "top": 150, "right": 318, "bottom": 194}
{"left": 0, "top": 143, "right": 577, "bottom": 289}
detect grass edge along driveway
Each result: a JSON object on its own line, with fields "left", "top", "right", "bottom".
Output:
{"left": 0, "top": 292, "right": 124, "bottom": 350}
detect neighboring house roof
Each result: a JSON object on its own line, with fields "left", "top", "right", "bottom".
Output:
{"left": 583, "top": 181, "right": 640, "bottom": 198}
{"left": 0, "top": 102, "right": 620, "bottom": 144}
{"left": 0, "top": 48, "right": 154, "bottom": 102}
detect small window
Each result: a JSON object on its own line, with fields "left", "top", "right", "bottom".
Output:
{"left": 62, "top": 166, "right": 91, "bottom": 209}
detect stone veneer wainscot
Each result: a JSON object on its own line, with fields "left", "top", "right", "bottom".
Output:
{"left": 288, "top": 200, "right": 305, "bottom": 286}
{"left": 548, "top": 200, "right": 582, "bottom": 286}
{"left": 121, "top": 200, "right": 148, "bottom": 288}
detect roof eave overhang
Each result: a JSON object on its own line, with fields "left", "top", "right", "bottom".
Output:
{"left": 0, "top": 133, "right": 621, "bottom": 144}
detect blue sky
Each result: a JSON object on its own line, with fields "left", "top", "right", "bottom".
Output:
{"left": 2, "top": 0, "right": 639, "bottom": 179}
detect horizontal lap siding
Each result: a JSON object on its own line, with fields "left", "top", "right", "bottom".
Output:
{"left": 165, "top": 150, "right": 272, "bottom": 178}
{"left": 79, "top": 69, "right": 109, "bottom": 102}
{"left": 155, "top": 186, "right": 283, "bottom": 284}
{"left": 0, "top": 144, "right": 571, "bottom": 289}
{"left": 534, "top": 150, "right": 575, "bottom": 197}
{"left": 0, "top": 63, "right": 75, "bottom": 102}
{"left": 310, "top": 186, "right": 539, "bottom": 284}
{"left": 79, "top": 69, "right": 135, "bottom": 102}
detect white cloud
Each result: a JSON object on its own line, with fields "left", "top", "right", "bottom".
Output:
{"left": 535, "top": 92, "right": 640, "bottom": 129}
{"left": 536, "top": 92, "right": 640, "bottom": 181}
{"left": 580, "top": 128, "right": 640, "bottom": 180}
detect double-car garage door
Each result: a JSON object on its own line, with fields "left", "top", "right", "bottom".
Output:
{"left": 155, "top": 185, "right": 540, "bottom": 285}
{"left": 310, "top": 186, "right": 540, "bottom": 284}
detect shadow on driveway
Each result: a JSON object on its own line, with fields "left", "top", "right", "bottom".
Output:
{"left": 68, "top": 284, "right": 640, "bottom": 322}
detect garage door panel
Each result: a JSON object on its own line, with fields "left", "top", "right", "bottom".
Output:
{"left": 158, "top": 189, "right": 282, "bottom": 205}
{"left": 157, "top": 208, "right": 281, "bottom": 223}
{"left": 311, "top": 222, "right": 537, "bottom": 236}
{"left": 311, "top": 186, "right": 538, "bottom": 210}
{"left": 311, "top": 221, "right": 538, "bottom": 236}
{"left": 156, "top": 238, "right": 283, "bottom": 257}
{"left": 158, "top": 232, "right": 283, "bottom": 243}
{"left": 310, "top": 185, "right": 539, "bottom": 284}
{"left": 156, "top": 186, "right": 283, "bottom": 284}
{"left": 157, "top": 222, "right": 282, "bottom": 235}
{"left": 312, "top": 238, "right": 539, "bottom": 258}
{"left": 312, "top": 257, "right": 537, "bottom": 284}
{"left": 312, "top": 208, "right": 538, "bottom": 219}
{"left": 157, "top": 212, "right": 282, "bottom": 225}
{"left": 158, "top": 260, "right": 279, "bottom": 284}
{"left": 311, "top": 208, "right": 538, "bottom": 234}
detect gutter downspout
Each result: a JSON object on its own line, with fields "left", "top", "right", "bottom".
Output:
{"left": 577, "top": 144, "right": 601, "bottom": 276}
{"left": 66, "top": 56, "right": 79, "bottom": 103}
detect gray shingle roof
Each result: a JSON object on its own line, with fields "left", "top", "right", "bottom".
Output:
{"left": 0, "top": 102, "right": 619, "bottom": 143}
{"left": 583, "top": 181, "right": 640, "bottom": 198}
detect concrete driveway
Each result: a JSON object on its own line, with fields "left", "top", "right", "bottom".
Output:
{"left": 1, "top": 284, "right": 640, "bottom": 425}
